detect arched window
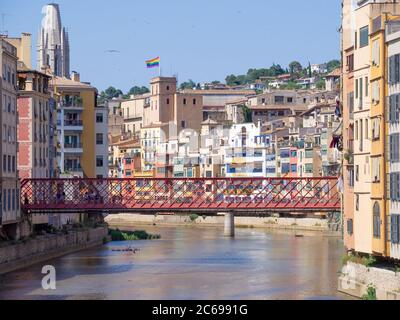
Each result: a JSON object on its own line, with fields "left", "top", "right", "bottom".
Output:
{"left": 373, "top": 202, "right": 381, "bottom": 239}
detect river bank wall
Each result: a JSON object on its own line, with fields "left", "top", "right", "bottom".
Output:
{"left": 338, "top": 262, "right": 400, "bottom": 300}
{"left": 0, "top": 227, "right": 109, "bottom": 276}
{"left": 105, "top": 213, "right": 339, "bottom": 235}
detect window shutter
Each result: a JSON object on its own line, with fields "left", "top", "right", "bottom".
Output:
{"left": 389, "top": 95, "right": 394, "bottom": 123}
{"left": 396, "top": 94, "right": 400, "bottom": 122}
{"left": 397, "top": 173, "right": 400, "bottom": 201}
{"left": 392, "top": 215, "right": 399, "bottom": 244}
{"left": 389, "top": 56, "right": 394, "bottom": 84}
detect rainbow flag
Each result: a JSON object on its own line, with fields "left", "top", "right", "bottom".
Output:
{"left": 146, "top": 57, "right": 160, "bottom": 68}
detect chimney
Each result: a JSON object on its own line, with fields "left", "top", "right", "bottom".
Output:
{"left": 71, "top": 71, "right": 80, "bottom": 82}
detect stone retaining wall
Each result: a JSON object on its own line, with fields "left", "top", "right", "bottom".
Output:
{"left": 0, "top": 227, "right": 109, "bottom": 275}
{"left": 105, "top": 214, "right": 332, "bottom": 233}
{"left": 338, "top": 262, "right": 400, "bottom": 300}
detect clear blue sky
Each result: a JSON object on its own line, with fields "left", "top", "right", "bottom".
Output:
{"left": 2, "top": 0, "right": 341, "bottom": 92}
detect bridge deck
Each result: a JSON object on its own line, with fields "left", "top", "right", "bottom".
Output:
{"left": 21, "top": 177, "right": 340, "bottom": 214}
{"left": 20, "top": 177, "right": 341, "bottom": 214}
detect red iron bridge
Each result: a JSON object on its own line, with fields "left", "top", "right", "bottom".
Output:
{"left": 20, "top": 177, "right": 341, "bottom": 215}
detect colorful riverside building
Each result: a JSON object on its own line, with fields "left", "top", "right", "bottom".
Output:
{"left": 51, "top": 73, "right": 108, "bottom": 179}
{"left": 0, "top": 37, "right": 21, "bottom": 239}
{"left": 386, "top": 17, "right": 400, "bottom": 259}
{"left": 342, "top": 0, "right": 400, "bottom": 259}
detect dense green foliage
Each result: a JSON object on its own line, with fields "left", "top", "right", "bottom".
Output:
{"left": 109, "top": 229, "right": 161, "bottom": 241}
{"left": 126, "top": 86, "right": 150, "bottom": 97}
{"left": 179, "top": 79, "right": 197, "bottom": 90}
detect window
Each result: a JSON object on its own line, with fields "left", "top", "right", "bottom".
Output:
{"left": 372, "top": 40, "right": 380, "bottom": 66}
{"left": 390, "top": 173, "right": 400, "bottom": 201}
{"left": 365, "top": 119, "right": 368, "bottom": 140}
{"left": 274, "top": 96, "right": 284, "bottom": 104}
{"left": 7, "top": 190, "right": 11, "bottom": 211}
{"left": 183, "top": 98, "right": 187, "bottom": 105}
{"left": 356, "top": 194, "right": 360, "bottom": 211}
{"left": 96, "top": 156, "right": 104, "bottom": 167}
{"left": 371, "top": 81, "right": 379, "bottom": 104}
{"left": 355, "top": 121, "right": 358, "bottom": 140}
{"left": 281, "top": 163, "right": 290, "bottom": 174}
{"left": 389, "top": 54, "right": 400, "bottom": 84}
{"left": 166, "top": 98, "right": 170, "bottom": 105}
{"left": 280, "top": 149, "right": 290, "bottom": 158}
{"left": 390, "top": 134, "right": 400, "bottom": 163}
{"left": 287, "top": 97, "right": 293, "bottom": 103}
{"left": 2, "top": 189, "right": 6, "bottom": 211}
{"left": 12, "top": 156, "right": 15, "bottom": 173}
{"left": 359, "top": 26, "right": 369, "bottom": 48}
{"left": 372, "top": 157, "right": 381, "bottom": 183}
{"left": 305, "top": 150, "right": 313, "bottom": 159}
{"left": 7, "top": 155, "right": 11, "bottom": 172}
{"left": 2, "top": 155, "right": 6, "bottom": 172}
{"left": 12, "top": 189, "right": 15, "bottom": 211}
{"left": 372, "top": 118, "right": 380, "bottom": 140}
{"left": 355, "top": 79, "right": 359, "bottom": 99}
{"left": 125, "top": 170, "right": 132, "bottom": 177}
{"left": 356, "top": 165, "right": 359, "bottom": 182}
{"left": 291, "top": 164, "right": 297, "bottom": 173}
{"left": 181, "top": 121, "right": 186, "bottom": 128}
{"left": 365, "top": 77, "right": 368, "bottom": 97}
{"left": 193, "top": 99, "right": 196, "bottom": 105}
{"left": 373, "top": 202, "right": 381, "bottom": 239}
{"left": 96, "top": 133, "right": 103, "bottom": 145}
{"left": 389, "top": 94, "right": 400, "bottom": 123}
{"left": 391, "top": 215, "right": 400, "bottom": 244}
{"left": 347, "top": 54, "right": 354, "bottom": 72}
{"left": 359, "top": 119, "right": 363, "bottom": 151}
{"left": 305, "top": 164, "right": 313, "bottom": 173}
{"left": 96, "top": 113, "right": 103, "bottom": 123}
{"left": 347, "top": 219, "right": 354, "bottom": 236}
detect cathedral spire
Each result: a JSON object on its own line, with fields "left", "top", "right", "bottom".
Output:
{"left": 37, "top": 3, "right": 70, "bottom": 78}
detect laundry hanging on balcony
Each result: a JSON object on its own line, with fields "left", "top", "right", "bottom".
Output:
{"left": 330, "top": 136, "right": 343, "bottom": 151}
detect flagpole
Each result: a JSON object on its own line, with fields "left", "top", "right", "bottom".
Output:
{"left": 159, "top": 57, "right": 161, "bottom": 77}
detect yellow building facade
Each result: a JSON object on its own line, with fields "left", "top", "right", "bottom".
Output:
{"left": 342, "top": 1, "right": 400, "bottom": 259}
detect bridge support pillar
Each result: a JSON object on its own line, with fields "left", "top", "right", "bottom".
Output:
{"left": 224, "top": 212, "right": 235, "bottom": 237}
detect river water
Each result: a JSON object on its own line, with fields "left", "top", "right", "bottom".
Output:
{"left": 0, "top": 226, "right": 350, "bottom": 300}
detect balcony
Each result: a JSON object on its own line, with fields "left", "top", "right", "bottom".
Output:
{"left": 64, "top": 143, "right": 83, "bottom": 153}
{"left": 63, "top": 120, "right": 83, "bottom": 131}
{"left": 64, "top": 164, "right": 82, "bottom": 173}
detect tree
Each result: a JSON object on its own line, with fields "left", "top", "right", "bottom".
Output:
{"left": 126, "top": 86, "right": 150, "bottom": 97}
{"left": 241, "top": 104, "right": 253, "bottom": 123}
{"left": 289, "top": 61, "right": 303, "bottom": 75}
{"left": 179, "top": 79, "right": 196, "bottom": 90}
{"left": 279, "top": 81, "right": 301, "bottom": 90}
{"left": 98, "top": 86, "right": 123, "bottom": 104}
{"left": 326, "top": 59, "right": 341, "bottom": 73}
{"left": 316, "top": 79, "right": 326, "bottom": 90}
{"left": 105, "top": 86, "right": 123, "bottom": 99}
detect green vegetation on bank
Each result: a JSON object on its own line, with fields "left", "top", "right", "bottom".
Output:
{"left": 362, "top": 284, "right": 377, "bottom": 300}
{"left": 342, "top": 253, "right": 377, "bottom": 268}
{"left": 109, "top": 229, "right": 161, "bottom": 241}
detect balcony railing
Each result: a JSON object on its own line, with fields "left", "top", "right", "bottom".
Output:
{"left": 64, "top": 120, "right": 83, "bottom": 127}
{"left": 64, "top": 143, "right": 83, "bottom": 149}
{"left": 64, "top": 164, "right": 82, "bottom": 172}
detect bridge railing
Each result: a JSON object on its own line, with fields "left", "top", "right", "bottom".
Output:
{"left": 20, "top": 177, "right": 341, "bottom": 213}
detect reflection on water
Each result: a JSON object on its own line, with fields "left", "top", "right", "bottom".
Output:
{"left": 0, "top": 226, "right": 350, "bottom": 300}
